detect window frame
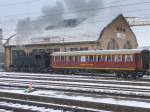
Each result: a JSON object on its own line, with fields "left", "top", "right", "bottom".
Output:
{"left": 114, "top": 55, "right": 122, "bottom": 62}
{"left": 105, "top": 55, "right": 113, "bottom": 62}
{"left": 125, "top": 54, "right": 133, "bottom": 62}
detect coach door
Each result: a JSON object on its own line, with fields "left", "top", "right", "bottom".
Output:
{"left": 134, "top": 53, "right": 142, "bottom": 70}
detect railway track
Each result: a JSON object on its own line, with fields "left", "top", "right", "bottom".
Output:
{"left": 0, "top": 91, "right": 149, "bottom": 112}
{"left": 1, "top": 72, "right": 150, "bottom": 87}
{"left": 0, "top": 79, "right": 150, "bottom": 94}
{"left": 2, "top": 72, "right": 150, "bottom": 83}
{"left": 0, "top": 97, "right": 103, "bottom": 112}
{"left": 0, "top": 74, "right": 150, "bottom": 86}
{"left": 4, "top": 72, "right": 150, "bottom": 81}
{"left": 0, "top": 72, "right": 150, "bottom": 111}
{"left": 0, "top": 73, "right": 150, "bottom": 98}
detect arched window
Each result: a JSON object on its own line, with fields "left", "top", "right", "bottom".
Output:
{"left": 124, "top": 41, "right": 132, "bottom": 49}
{"left": 107, "top": 39, "right": 119, "bottom": 50}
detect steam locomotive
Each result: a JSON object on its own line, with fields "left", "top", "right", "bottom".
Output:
{"left": 11, "top": 49, "right": 150, "bottom": 78}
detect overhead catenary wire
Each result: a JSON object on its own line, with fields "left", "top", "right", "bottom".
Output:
{"left": 0, "top": 0, "right": 42, "bottom": 7}
{"left": 3, "top": 15, "right": 150, "bottom": 36}
{"left": 0, "top": 0, "right": 150, "bottom": 19}
{"left": 1, "top": 0, "right": 150, "bottom": 37}
{"left": 2, "top": 4, "right": 150, "bottom": 27}
{"left": 0, "top": 0, "right": 126, "bottom": 8}
{"left": 2, "top": 8, "right": 150, "bottom": 34}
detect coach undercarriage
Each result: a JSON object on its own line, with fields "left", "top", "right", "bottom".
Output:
{"left": 53, "top": 67, "right": 147, "bottom": 79}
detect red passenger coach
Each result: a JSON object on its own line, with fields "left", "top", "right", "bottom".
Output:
{"left": 51, "top": 49, "right": 150, "bottom": 78}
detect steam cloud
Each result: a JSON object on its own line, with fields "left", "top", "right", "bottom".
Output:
{"left": 16, "top": 0, "right": 103, "bottom": 45}
{"left": 41, "top": 1, "right": 65, "bottom": 25}
{"left": 64, "top": 0, "right": 103, "bottom": 18}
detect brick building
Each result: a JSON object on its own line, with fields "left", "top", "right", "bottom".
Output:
{"left": 4, "top": 14, "right": 138, "bottom": 71}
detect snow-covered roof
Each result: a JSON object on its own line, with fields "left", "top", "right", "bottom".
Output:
{"left": 8, "top": 14, "right": 117, "bottom": 46}
{"left": 52, "top": 49, "right": 143, "bottom": 56}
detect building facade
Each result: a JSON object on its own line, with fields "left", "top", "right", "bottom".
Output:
{"left": 4, "top": 14, "right": 138, "bottom": 71}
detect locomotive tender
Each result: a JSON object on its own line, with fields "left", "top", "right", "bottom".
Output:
{"left": 51, "top": 49, "right": 150, "bottom": 78}
{"left": 11, "top": 49, "right": 50, "bottom": 72}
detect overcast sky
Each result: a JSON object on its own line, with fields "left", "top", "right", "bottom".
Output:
{"left": 0, "top": 0, "right": 59, "bottom": 35}
{"left": 0, "top": 0, "right": 150, "bottom": 47}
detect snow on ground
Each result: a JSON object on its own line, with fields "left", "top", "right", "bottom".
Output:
{"left": 1, "top": 74, "right": 150, "bottom": 85}
{"left": 0, "top": 89, "right": 150, "bottom": 109}
{"left": 1, "top": 72, "right": 150, "bottom": 109}
{"left": 1, "top": 79, "right": 150, "bottom": 97}
{"left": 0, "top": 101, "right": 68, "bottom": 112}
{"left": 1, "top": 72, "right": 97, "bottom": 78}
{"left": 2, "top": 72, "right": 150, "bottom": 85}
{"left": 0, "top": 77, "right": 150, "bottom": 90}
{"left": 0, "top": 109, "right": 12, "bottom": 112}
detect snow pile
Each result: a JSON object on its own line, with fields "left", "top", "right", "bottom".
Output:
{"left": 0, "top": 101, "right": 68, "bottom": 112}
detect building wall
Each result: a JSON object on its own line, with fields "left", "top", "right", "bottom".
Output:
{"left": 4, "top": 47, "right": 12, "bottom": 71}
{"left": 11, "top": 42, "right": 96, "bottom": 54}
{"left": 99, "top": 15, "right": 138, "bottom": 50}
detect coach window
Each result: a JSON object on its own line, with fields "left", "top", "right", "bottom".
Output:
{"left": 125, "top": 55, "right": 133, "bottom": 62}
{"left": 81, "top": 56, "right": 86, "bottom": 62}
{"left": 61, "top": 56, "right": 65, "bottom": 62}
{"left": 55, "top": 56, "right": 58, "bottom": 62}
{"left": 58, "top": 56, "right": 61, "bottom": 61}
{"left": 69, "top": 56, "right": 73, "bottom": 62}
{"left": 54, "top": 56, "right": 56, "bottom": 62}
{"left": 89, "top": 56, "right": 94, "bottom": 62}
{"left": 58, "top": 56, "right": 61, "bottom": 62}
{"left": 94, "top": 56, "right": 96, "bottom": 62}
{"left": 64, "top": 56, "right": 67, "bottom": 62}
{"left": 86, "top": 56, "right": 89, "bottom": 62}
{"left": 96, "top": 56, "right": 98, "bottom": 62}
{"left": 75, "top": 56, "right": 78, "bottom": 62}
{"left": 66, "top": 56, "right": 69, "bottom": 62}
{"left": 107, "top": 55, "right": 112, "bottom": 62}
{"left": 115, "top": 55, "right": 122, "bottom": 62}
{"left": 97, "top": 55, "right": 103, "bottom": 62}
{"left": 79, "top": 56, "right": 81, "bottom": 62}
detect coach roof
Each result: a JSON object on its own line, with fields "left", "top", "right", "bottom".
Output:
{"left": 51, "top": 49, "right": 144, "bottom": 56}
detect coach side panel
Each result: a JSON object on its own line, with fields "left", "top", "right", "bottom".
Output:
{"left": 52, "top": 54, "right": 140, "bottom": 72}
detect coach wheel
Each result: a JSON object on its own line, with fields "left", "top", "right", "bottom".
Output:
{"left": 138, "top": 75, "right": 143, "bottom": 78}
{"left": 137, "top": 73, "right": 144, "bottom": 78}
{"left": 115, "top": 73, "right": 121, "bottom": 78}
{"left": 131, "top": 74, "right": 137, "bottom": 79}
{"left": 123, "top": 73, "right": 129, "bottom": 79}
